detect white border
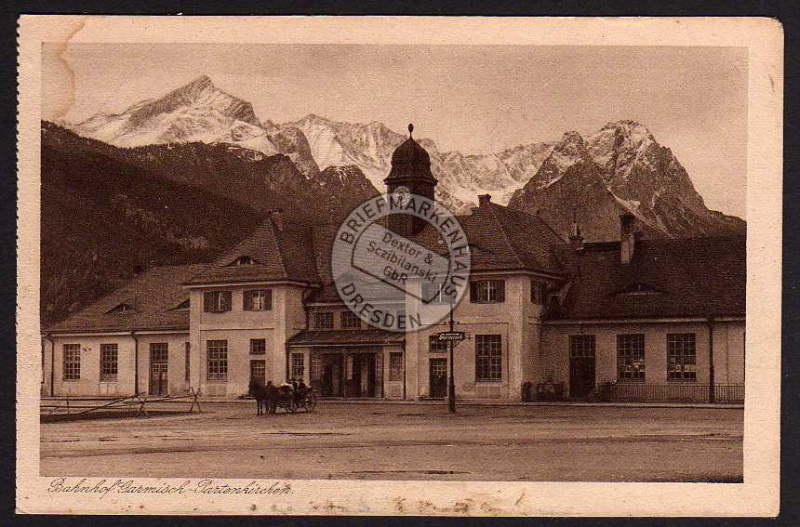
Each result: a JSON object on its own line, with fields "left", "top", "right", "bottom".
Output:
{"left": 17, "top": 16, "right": 783, "bottom": 516}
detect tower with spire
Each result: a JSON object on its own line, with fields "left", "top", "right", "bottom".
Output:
{"left": 384, "top": 124, "right": 438, "bottom": 236}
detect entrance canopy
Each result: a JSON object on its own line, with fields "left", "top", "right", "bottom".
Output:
{"left": 287, "top": 329, "right": 405, "bottom": 347}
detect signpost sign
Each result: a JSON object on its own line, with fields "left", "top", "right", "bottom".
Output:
{"left": 437, "top": 331, "right": 465, "bottom": 342}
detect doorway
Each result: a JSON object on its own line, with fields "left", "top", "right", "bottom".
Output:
{"left": 569, "top": 356, "right": 596, "bottom": 399}
{"left": 348, "top": 354, "right": 376, "bottom": 397}
{"left": 429, "top": 358, "right": 447, "bottom": 398}
{"left": 149, "top": 343, "right": 169, "bottom": 396}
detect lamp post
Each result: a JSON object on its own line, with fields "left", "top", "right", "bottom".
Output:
{"left": 448, "top": 301, "right": 456, "bottom": 413}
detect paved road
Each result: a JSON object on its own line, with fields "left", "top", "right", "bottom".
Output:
{"left": 40, "top": 402, "right": 743, "bottom": 482}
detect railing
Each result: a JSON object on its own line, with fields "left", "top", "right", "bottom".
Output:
{"left": 40, "top": 388, "right": 202, "bottom": 420}
{"left": 602, "top": 383, "right": 744, "bottom": 403}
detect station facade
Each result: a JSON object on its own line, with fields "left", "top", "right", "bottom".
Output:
{"left": 42, "top": 134, "right": 746, "bottom": 403}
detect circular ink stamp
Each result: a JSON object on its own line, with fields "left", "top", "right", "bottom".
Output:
{"left": 331, "top": 191, "right": 471, "bottom": 332}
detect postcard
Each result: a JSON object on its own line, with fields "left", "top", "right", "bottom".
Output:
{"left": 17, "top": 16, "right": 783, "bottom": 516}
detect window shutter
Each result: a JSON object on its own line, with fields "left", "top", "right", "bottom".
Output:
{"left": 265, "top": 290, "right": 273, "bottom": 310}
{"left": 222, "top": 291, "right": 231, "bottom": 311}
{"left": 243, "top": 290, "right": 251, "bottom": 311}
{"left": 470, "top": 282, "right": 478, "bottom": 303}
{"left": 203, "top": 292, "right": 212, "bottom": 312}
{"left": 496, "top": 281, "right": 505, "bottom": 303}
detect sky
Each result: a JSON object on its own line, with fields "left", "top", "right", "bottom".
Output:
{"left": 42, "top": 44, "right": 748, "bottom": 218}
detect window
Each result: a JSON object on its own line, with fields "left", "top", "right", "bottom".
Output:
{"left": 250, "top": 360, "right": 266, "bottom": 386}
{"left": 429, "top": 335, "right": 448, "bottom": 353}
{"left": 244, "top": 289, "right": 272, "bottom": 311}
{"left": 341, "top": 311, "right": 362, "bottom": 329}
{"left": 291, "top": 353, "right": 305, "bottom": 380}
{"left": 314, "top": 312, "right": 334, "bottom": 330}
{"left": 470, "top": 280, "right": 505, "bottom": 303}
{"left": 63, "top": 344, "right": 80, "bottom": 380}
{"left": 475, "top": 335, "right": 502, "bottom": 381}
{"left": 203, "top": 291, "right": 231, "bottom": 313}
{"left": 617, "top": 334, "right": 646, "bottom": 381}
{"left": 421, "top": 282, "right": 453, "bottom": 304}
{"left": 184, "top": 342, "right": 191, "bottom": 382}
{"left": 531, "top": 281, "right": 547, "bottom": 304}
{"left": 206, "top": 340, "right": 228, "bottom": 381}
{"left": 234, "top": 255, "right": 254, "bottom": 266}
{"left": 249, "top": 338, "right": 266, "bottom": 355}
{"left": 389, "top": 352, "right": 404, "bottom": 381}
{"left": 106, "top": 303, "right": 136, "bottom": 315}
{"left": 569, "top": 335, "right": 595, "bottom": 358}
{"left": 100, "top": 343, "right": 118, "bottom": 382}
{"left": 667, "top": 333, "right": 697, "bottom": 381}
{"left": 173, "top": 299, "right": 190, "bottom": 310}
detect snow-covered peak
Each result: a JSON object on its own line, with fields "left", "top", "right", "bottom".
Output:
{"left": 587, "top": 119, "right": 657, "bottom": 179}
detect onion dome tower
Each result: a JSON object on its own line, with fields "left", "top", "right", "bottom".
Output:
{"left": 384, "top": 124, "right": 438, "bottom": 236}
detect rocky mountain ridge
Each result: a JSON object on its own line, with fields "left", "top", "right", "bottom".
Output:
{"left": 66, "top": 75, "right": 745, "bottom": 240}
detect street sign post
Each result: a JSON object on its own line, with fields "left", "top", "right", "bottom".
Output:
{"left": 444, "top": 307, "right": 460, "bottom": 413}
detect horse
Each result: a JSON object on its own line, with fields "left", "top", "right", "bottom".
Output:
{"left": 253, "top": 381, "right": 278, "bottom": 416}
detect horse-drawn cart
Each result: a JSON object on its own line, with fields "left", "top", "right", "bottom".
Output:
{"left": 254, "top": 383, "right": 317, "bottom": 415}
{"left": 272, "top": 385, "right": 317, "bottom": 413}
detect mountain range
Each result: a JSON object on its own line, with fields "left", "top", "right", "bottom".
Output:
{"left": 44, "top": 76, "right": 746, "bottom": 324}
{"left": 64, "top": 75, "right": 745, "bottom": 241}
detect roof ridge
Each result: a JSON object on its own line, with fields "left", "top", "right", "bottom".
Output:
{"left": 267, "top": 218, "right": 291, "bottom": 279}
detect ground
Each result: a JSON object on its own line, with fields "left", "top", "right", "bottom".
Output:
{"left": 40, "top": 402, "right": 743, "bottom": 482}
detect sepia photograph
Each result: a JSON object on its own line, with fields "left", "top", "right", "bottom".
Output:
{"left": 16, "top": 16, "right": 783, "bottom": 516}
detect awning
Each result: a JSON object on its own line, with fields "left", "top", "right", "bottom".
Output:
{"left": 287, "top": 329, "right": 406, "bottom": 347}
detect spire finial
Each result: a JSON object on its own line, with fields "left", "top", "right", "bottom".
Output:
{"left": 408, "top": 123, "right": 414, "bottom": 138}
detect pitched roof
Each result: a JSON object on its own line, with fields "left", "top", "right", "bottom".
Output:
{"left": 547, "top": 236, "right": 746, "bottom": 320}
{"left": 416, "top": 202, "right": 565, "bottom": 275}
{"left": 184, "top": 218, "right": 319, "bottom": 285}
{"left": 47, "top": 264, "right": 209, "bottom": 333}
{"left": 288, "top": 329, "right": 405, "bottom": 347}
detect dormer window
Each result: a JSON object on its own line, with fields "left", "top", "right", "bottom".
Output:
{"left": 232, "top": 256, "right": 254, "bottom": 266}
{"left": 106, "top": 303, "right": 136, "bottom": 315}
{"left": 172, "top": 299, "right": 190, "bottom": 310}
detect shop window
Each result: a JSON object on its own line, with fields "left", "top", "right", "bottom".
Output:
{"left": 667, "top": 333, "right": 697, "bottom": 381}
{"left": 617, "top": 334, "right": 645, "bottom": 381}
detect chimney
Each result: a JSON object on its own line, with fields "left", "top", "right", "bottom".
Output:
{"left": 478, "top": 194, "right": 492, "bottom": 207}
{"left": 620, "top": 213, "right": 636, "bottom": 264}
{"left": 269, "top": 209, "right": 285, "bottom": 231}
{"left": 569, "top": 210, "right": 584, "bottom": 251}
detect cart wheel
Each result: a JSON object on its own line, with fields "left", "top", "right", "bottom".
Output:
{"left": 305, "top": 393, "right": 317, "bottom": 412}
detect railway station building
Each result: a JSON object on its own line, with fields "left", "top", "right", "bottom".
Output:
{"left": 42, "top": 135, "right": 746, "bottom": 403}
